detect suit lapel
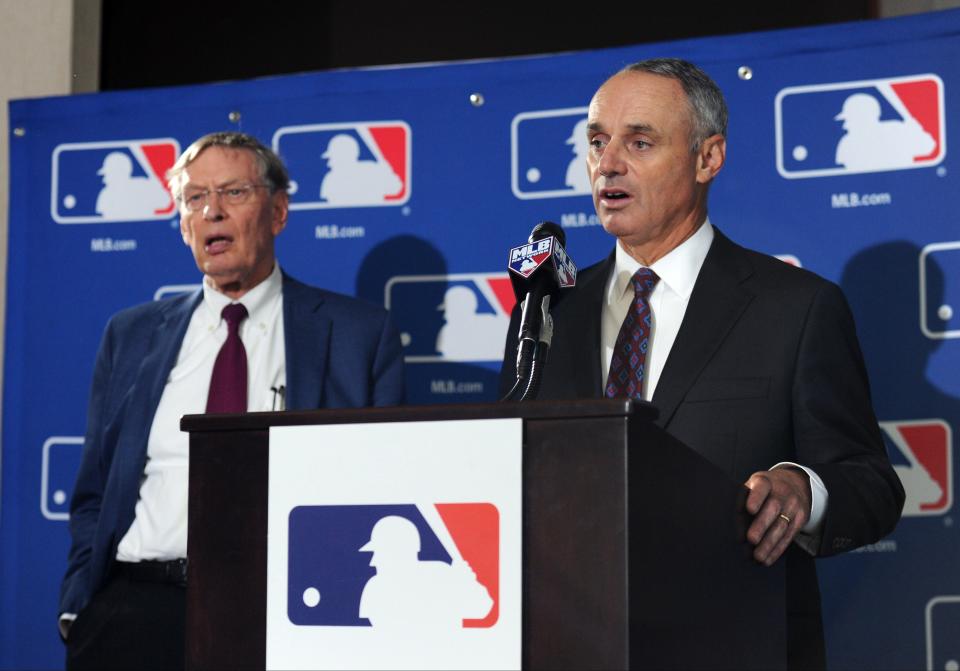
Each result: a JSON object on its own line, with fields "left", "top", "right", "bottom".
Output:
{"left": 652, "top": 230, "right": 756, "bottom": 428}
{"left": 551, "top": 252, "right": 612, "bottom": 399}
{"left": 123, "top": 291, "right": 201, "bottom": 455}
{"left": 282, "top": 273, "right": 330, "bottom": 410}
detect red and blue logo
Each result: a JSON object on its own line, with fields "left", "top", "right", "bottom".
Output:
{"left": 272, "top": 121, "right": 411, "bottom": 209}
{"left": 51, "top": 139, "right": 179, "bottom": 223}
{"left": 775, "top": 74, "right": 945, "bottom": 178}
{"left": 508, "top": 237, "right": 577, "bottom": 294}
{"left": 508, "top": 238, "right": 554, "bottom": 279}
{"left": 287, "top": 503, "right": 499, "bottom": 629}
{"left": 511, "top": 107, "right": 591, "bottom": 200}
{"left": 881, "top": 419, "right": 952, "bottom": 516}
{"left": 385, "top": 273, "right": 516, "bottom": 363}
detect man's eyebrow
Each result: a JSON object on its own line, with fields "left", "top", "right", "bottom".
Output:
{"left": 585, "top": 122, "right": 657, "bottom": 135}
{"left": 182, "top": 177, "right": 247, "bottom": 191}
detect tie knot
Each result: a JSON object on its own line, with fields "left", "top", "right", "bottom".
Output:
{"left": 631, "top": 267, "right": 659, "bottom": 300}
{"left": 221, "top": 303, "right": 248, "bottom": 330}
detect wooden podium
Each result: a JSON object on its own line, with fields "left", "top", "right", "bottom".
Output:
{"left": 182, "top": 399, "right": 785, "bottom": 670}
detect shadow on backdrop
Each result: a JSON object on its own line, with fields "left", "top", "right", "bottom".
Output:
{"left": 355, "top": 235, "right": 502, "bottom": 404}
{"left": 818, "top": 241, "right": 960, "bottom": 671}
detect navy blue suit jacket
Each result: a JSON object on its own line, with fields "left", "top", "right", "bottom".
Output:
{"left": 499, "top": 229, "right": 903, "bottom": 667}
{"left": 60, "top": 273, "right": 404, "bottom": 616}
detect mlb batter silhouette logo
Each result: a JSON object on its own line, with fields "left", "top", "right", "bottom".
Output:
{"left": 385, "top": 273, "right": 516, "bottom": 363}
{"left": 272, "top": 121, "right": 410, "bottom": 209}
{"left": 881, "top": 419, "right": 952, "bottom": 516}
{"left": 358, "top": 516, "right": 493, "bottom": 630}
{"left": 511, "top": 107, "right": 591, "bottom": 199}
{"left": 833, "top": 92, "right": 935, "bottom": 171}
{"left": 920, "top": 241, "right": 960, "bottom": 340}
{"left": 287, "top": 503, "right": 499, "bottom": 628}
{"left": 775, "top": 74, "right": 945, "bottom": 178}
{"left": 51, "top": 139, "right": 179, "bottom": 223}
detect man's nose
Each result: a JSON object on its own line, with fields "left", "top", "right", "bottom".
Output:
{"left": 597, "top": 143, "right": 625, "bottom": 178}
{"left": 202, "top": 193, "right": 226, "bottom": 221}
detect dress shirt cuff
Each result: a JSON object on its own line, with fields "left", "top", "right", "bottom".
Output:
{"left": 58, "top": 613, "right": 77, "bottom": 640}
{"left": 771, "top": 461, "right": 829, "bottom": 556}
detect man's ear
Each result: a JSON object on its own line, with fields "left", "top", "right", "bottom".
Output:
{"left": 696, "top": 134, "right": 726, "bottom": 184}
{"left": 271, "top": 191, "right": 289, "bottom": 237}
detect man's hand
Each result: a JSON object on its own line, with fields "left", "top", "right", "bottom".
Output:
{"left": 744, "top": 468, "right": 812, "bottom": 566}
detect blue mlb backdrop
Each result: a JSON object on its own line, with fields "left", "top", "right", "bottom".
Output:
{"left": 3, "top": 10, "right": 960, "bottom": 669}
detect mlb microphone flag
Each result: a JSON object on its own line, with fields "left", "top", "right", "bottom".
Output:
{"left": 507, "top": 236, "right": 577, "bottom": 289}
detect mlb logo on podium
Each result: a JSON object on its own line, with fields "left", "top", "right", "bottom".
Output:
{"left": 775, "top": 74, "right": 945, "bottom": 178}
{"left": 51, "top": 139, "right": 179, "bottom": 223}
{"left": 266, "top": 419, "right": 522, "bottom": 669}
{"left": 385, "top": 273, "right": 516, "bottom": 363}
{"left": 511, "top": 107, "right": 591, "bottom": 200}
{"left": 287, "top": 503, "right": 499, "bottom": 629}
{"left": 272, "top": 121, "right": 410, "bottom": 210}
{"left": 881, "top": 419, "right": 952, "bottom": 517}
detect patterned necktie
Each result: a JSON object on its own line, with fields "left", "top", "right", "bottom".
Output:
{"left": 206, "top": 303, "right": 249, "bottom": 413}
{"left": 605, "top": 267, "right": 660, "bottom": 400}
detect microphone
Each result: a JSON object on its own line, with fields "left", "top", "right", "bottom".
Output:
{"left": 502, "top": 222, "right": 577, "bottom": 401}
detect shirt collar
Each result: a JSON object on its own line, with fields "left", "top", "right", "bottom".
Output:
{"left": 201, "top": 262, "right": 283, "bottom": 325}
{"left": 610, "top": 219, "right": 715, "bottom": 302}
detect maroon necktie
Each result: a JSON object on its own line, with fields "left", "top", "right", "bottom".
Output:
{"left": 206, "top": 303, "right": 248, "bottom": 414}
{"left": 605, "top": 268, "right": 660, "bottom": 400}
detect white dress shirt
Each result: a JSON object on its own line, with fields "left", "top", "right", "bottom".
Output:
{"left": 116, "top": 263, "right": 286, "bottom": 562}
{"left": 601, "top": 218, "right": 714, "bottom": 400}
{"left": 599, "top": 220, "right": 827, "bottom": 548}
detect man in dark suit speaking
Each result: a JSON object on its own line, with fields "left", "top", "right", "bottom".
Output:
{"left": 59, "top": 132, "right": 404, "bottom": 669}
{"left": 500, "top": 59, "right": 904, "bottom": 668}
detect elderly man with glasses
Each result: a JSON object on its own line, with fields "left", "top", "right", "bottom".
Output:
{"left": 59, "top": 132, "right": 405, "bottom": 670}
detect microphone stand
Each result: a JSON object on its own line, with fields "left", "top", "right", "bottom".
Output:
{"left": 501, "top": 295, "right": 552, "bottom": 402}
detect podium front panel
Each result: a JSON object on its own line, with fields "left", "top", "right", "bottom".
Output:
{"left": 185, "top": 400, "right": 785, "bottom": 670}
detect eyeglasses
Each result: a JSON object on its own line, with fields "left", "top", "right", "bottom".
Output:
{"left": 179, "top": 183, "right": 270, "bottom": 212}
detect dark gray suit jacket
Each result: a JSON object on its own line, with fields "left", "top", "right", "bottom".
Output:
{"left": 500, "top": 228, "right": 904, "bottom": 668}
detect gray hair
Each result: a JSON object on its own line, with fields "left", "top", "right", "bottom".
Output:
{"left": 166, "top": 131, "right": 290, "bottom": 200}
{"left": 620, "top": 58, "right": 728, "bottom": 151}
